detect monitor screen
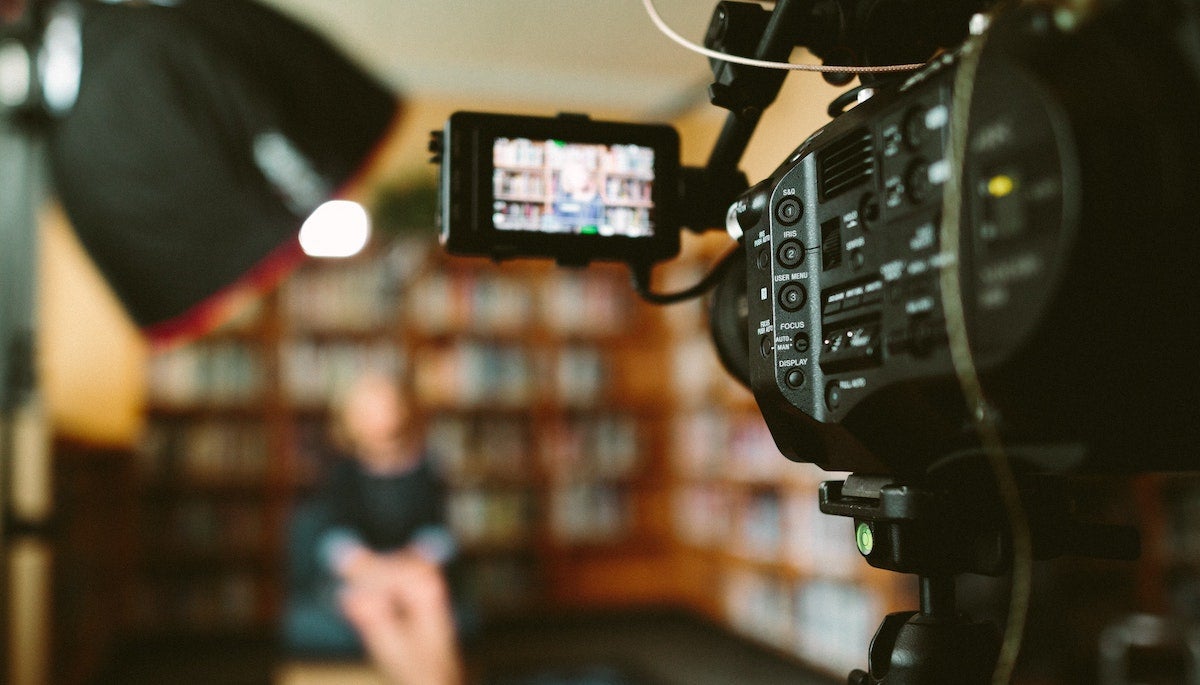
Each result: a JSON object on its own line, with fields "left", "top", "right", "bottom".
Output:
{"left": 492, "top": 138, "right": 657, "bottom": 238}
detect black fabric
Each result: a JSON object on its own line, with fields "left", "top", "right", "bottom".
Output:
{"left": 319, "top": 453, "right": 447, "bottom": 551}
{"left": 48, "top": 0, "right": 398, "bottom": 331}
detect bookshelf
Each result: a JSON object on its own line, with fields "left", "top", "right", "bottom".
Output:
{"left": 52, "top": 444, "right": 139, "bottom": 685}
{"left": 406, "top": 256, "right": 674, "bottom": 611}
{"left": 1136, "top": 474, "right": 1200, "bottom": 617}
{"left": 133, "top": 297, "right": 284, "bottom": 635}
{"left": 129, "top": 236, "right": 675, "bottom": 634}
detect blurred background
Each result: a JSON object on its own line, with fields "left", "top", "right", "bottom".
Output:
{"left": 5, "top": 1, "right": 1197, "bottom": 684}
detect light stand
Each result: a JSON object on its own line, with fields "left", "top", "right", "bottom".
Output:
{"left": 0, "top": 88, "right": 49, "bottom": 685}
{"left": 1, "top": 4, "right": 65, "bottom": 682}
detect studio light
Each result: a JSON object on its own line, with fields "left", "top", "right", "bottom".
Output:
{"left": 46, "top": 0, "right": 402, "bottom": 344}
{"left": 299, "top": 200, "right": 371, "bottom": 258}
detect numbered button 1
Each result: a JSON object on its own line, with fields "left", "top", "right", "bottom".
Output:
{"left": 775, "top": 196, "right": 803, "bottom": 225}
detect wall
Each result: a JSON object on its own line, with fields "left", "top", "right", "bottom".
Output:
{"left": 38, "top": 204, "right": 147, "bottom": 448}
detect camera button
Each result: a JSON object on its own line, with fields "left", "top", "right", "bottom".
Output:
{"left": 775, "top": 196, "right": 803, "bottom": 226}
{"left": 825, "top": 382, "right": 842, "bottom": 411}
{"left": 906, "top": 159, "right": 934, "bottom": 204}
{"left": 903, "top": 106, "right": 929, "bottom": 149}
{"left": 859, "top": 192, "right": 880, "bottom": 229}
{"left": 850, "top": 249, "right": 866, "bottom": 270}
{"left": 794, "top": 333, "right": 811, "bottom": 354}
{"left": 777, "top": 239, "right": 805, "bottom": 268}
{"left": 785, "top": 368, "right": 806, "bottom": 389}
{"left": 756, "top": 249, "right": 771, "bottom": 270}
{"left": 779, "top": 282, "right": 807, "bottom": 312}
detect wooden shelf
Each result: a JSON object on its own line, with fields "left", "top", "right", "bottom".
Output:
{"left": 139, "top": 551, "right": 272, "bottom": 573}
{"left": 547, "top": 535, "right": 668, "bottom": 557}
{"left": 136, "top": 480, "right": 285, "bottom": 499}
{"left": 144, "top": 403, "right": 269, "bottom": 418}
{"left": 457, "top": 541, "right": 539, "bottom": 557}
{"left": 282, "top": 326, "right": 401, "bottom": 342}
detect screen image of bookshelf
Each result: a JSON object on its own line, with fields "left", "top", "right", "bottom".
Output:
{"left": 492, "top": 137, "right": 655, "bottom": 235}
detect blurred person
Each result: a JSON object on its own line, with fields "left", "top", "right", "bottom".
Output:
{"left": 551, "top": 158, "right": 605, "bottom": 233}
{"left": 282, "top": 370, "right": 461, "bottom": 665}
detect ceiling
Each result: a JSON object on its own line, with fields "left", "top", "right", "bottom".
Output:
{"left": 259, "top": 0, "right": 722, "bottom": 119}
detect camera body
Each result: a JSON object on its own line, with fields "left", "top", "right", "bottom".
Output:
{"left": 729, "top": 2, "right": 1200, "bottom": 476}
{"left": 430, "top": 3, "right": 1199, "bottom": 677}
{"left": 434, "top": 1, "right": 1200, "bottom": 478}
{"left": 436, "top": 111, "right": 681, "bottom": 267}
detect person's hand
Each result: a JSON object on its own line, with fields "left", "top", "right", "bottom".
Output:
{"left": 339, "top": 554, "right": 464, "bottom": 685}
{"left": 336, "top": 546, "right": 392, "bottom": 585}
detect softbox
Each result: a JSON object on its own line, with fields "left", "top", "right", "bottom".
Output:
{"left": 48, "top": 0, "right": 401, "bottom": 343}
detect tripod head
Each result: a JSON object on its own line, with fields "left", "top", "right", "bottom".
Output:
{"left": 822, "top": 467, "right": 1140, "bottom": 578}
{"left": 820, "top": 461, "right": 1141, "bottom": 683}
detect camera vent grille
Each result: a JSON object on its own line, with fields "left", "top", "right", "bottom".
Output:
{"left": 819, "top": 128, "right": 874, "bottom": 200}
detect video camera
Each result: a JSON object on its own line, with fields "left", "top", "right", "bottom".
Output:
{"left": 436, "top": 0, "right": 1199, "bottom": 478}
{"left": 434, "top": 1, "right": 1200, "bottom": 680}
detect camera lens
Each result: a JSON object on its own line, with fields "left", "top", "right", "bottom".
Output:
{"left": 779, "top": 282, "right": 807, "bottom": 312}
{"left": 708, "top": 251, "right": 751, "bottom": 389}
{"left": 776, "top": 239, "right": 805, "bottom": 269}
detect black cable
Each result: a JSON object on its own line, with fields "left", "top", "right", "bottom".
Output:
{"left": 630, "top": 244, "right": 741, "bottom": 305}
{"left": 827, "top": 85, "right": 871, "bottom": 118}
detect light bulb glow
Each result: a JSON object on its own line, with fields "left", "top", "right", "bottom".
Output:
{"left": 39, "top": 4, "right": 83, "bottom": 115}
{"left": 299, "top": 200, "right": 370, "bottom": 258}
{"left": 0, "top": 41, "right": 32, "bottom": 108}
